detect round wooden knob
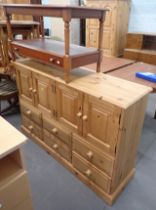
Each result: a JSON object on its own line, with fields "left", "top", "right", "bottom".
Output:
{"left": 85, "top": 169, "right": 92, "bottom": 177}
{"left": 52, "top": 128, "right": 58, "bottom": 134}
{"left": 77, "top": 112, "right": 82, "bottom": 118}
{"left": 86, "top": 151, "right": 93, "bottom": 159}
{"left": 26, "top": 110, "right": 31, "bottom": 115}
{"left": 14, "top": 47, "right": 19, "bottom": 51}
{"left": 28, "top": 125, "right": 33, "bottom": 131}
{"left": 53, "top": 144, "right": 58, "bottom": 149}
{"left": 29, "top": 87, "right": 33, "bottom": 92}
{"left": 82, "top": 115, "right": 88, "bottom": 121}
{"left": 56, "top": 60, "right": 60, "bottom": 65}
{"left": 49, "top": 58, "right": 54, "bottom": 62}
{"left": 32, "top": 89, "right": 37, "bottom": 93}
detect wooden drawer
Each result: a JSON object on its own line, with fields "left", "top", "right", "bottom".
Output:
{"left": 20, "top": 100, "right": 42, "bottom": 125}
{"left": 21, "top": 115, "right": 42, "bottom": 140}
{"left": 0, "top": 171, "right": 30, "bottom": 210}
{"left": 43, "top": 117, "right": 71, "bottom": 146}
{"left": 12, "top": 42, "right": 64, "bottom": 68}
{"left": 72, "top": 134, "right": 114, "bottom": 177}
{"left": 43, "top": 129, "right": 71, "bottom": 162}
{"left": 72, "top": 153, "right": 111, "bottom": 193}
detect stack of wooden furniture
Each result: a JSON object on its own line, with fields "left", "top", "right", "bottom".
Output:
{"left": 124, "top": 32, "right": 156, "bottom": 65}
{"left": 3, "top": 4, "right": 107, "bottom": 83}
{"left": 0, "top": 116, "right": 33, "bottom": 210}
{"left": 3, "top": 4, "right": 152, "bottom": 205}
{"left": 86, "top": 0, "right": 131, "bottom": 57}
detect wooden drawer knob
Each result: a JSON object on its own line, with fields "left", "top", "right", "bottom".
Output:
{"left": 28, "top": 125, "right": 33, "bottom": 131}
{"left": 26, "top": 110, "right": 31, "bottom": 115}
{"left": 82, "top": 115, "right": 88, "bottom": 121}
{"left": 49, "top": 57, "right": 54, "bottom": 62}
{"left": 85, "top": 169, "right": 92, "bottom": 177}
{"left": 32, "top": 89, "right": 37, "bottom": 93}
{"left": 56, "top": 60, "right": 60, "bottom": 65}
{"left": 52, "top": 128, "right": 58, "bottom": 134}
{"left": 53, "top": 144, "right": 58, "bottom": 149}
{"left": 14, "top": 47, "right": 19, "bottom": 51}
{"left": 86, "top": 151, "right": 93, "bottom": 159}
{"left": 29, "top": 87, "right": 33, "bottom": 92}
{"left": 77, "top": 112, "right": 82, "bottom": 118}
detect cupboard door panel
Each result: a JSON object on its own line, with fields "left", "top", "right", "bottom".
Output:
{"left": 83, "top": 95, "right": 121, "bottom": 155}
{"left": 56, "top": 83, "right": 83, "bottom": 134}
{"left": 16, "top": 68, "right": 33, "bottom": 105}
{"left": 33, "top": 73, "right": 56, "bottom": 118}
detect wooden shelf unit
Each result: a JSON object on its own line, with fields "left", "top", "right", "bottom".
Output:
{"left": 86, "top": 0, "right": 131, "bottom": 57}
{"left": 0, "top": 116, "right": 33, "bottom": 210}
{"left": 14, "top": 58, "right": 151, "bottom": 205}
{"left": 124, "top": 33, "right": 156, "bottom": 65}
{"left": 3, "top": 4, "right": 107, "bottom": 82}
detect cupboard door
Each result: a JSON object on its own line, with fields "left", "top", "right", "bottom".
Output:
{"left": 16, "top": 67, "right": 34, "bottom": 105}
{"left": 83, "top": 94, "right": 121, "bottom": 155}
{"left": 56, "top": 83, "right": 83, "bottom": 134}
{"left": 32, "top": 73, "right": 56, "bottom": 118}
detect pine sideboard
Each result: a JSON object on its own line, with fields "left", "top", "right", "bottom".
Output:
{"left": 14, "top": 58, "right": 151, "bottom": 205}
{"left": 86, "top": 0, "right": 131, "bottom": 57}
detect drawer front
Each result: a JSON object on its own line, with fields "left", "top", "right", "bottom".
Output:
{"left": 21, "top": 115, "right": 42, "bottom": 140}
{"left": 0, "top": 171, "right": 30, "bottom": 210}
{"left": 72, "top": 153, "right": 111, "bottom": 193}
{"left": 43, "top": 117, "right": 71, "bottom": 146}
{"left": 12, "top": 43, "right": 64, "bottom": 68}
{"left": 43, "top": 129, "right": 71, "bottom": 162}
{"left": 72, "top": 134, "right": 114, "bottom": 177}
{"left": 20, "top": 100, "right": 42, "bottom": 125}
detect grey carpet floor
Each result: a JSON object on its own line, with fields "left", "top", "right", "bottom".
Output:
{"left": 3, "top": 93, "right": 156, "bottom": 210}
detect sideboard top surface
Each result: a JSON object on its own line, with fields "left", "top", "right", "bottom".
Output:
{"left": 14, "top": 59, "right": 152, "bottom": 109}
{"left": 0, "top": 117, "right": 27, "bottom": 159}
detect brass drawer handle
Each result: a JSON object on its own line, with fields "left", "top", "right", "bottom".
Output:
{"left": 86, "top": 151, "right": 93, "bottom": 159}
{"left": 26, "top": 110, "right": 31, "bottom": 115}
{"left": 53, "top": 144, "right": 58, "bottom": 150}
{"left": 77, "top": 112, "right": 82, "bottom": 118}
{"left": 28, "top": 125, "right": 33, "bottom": 131}
{"left": 52, "top": 128, "right": 58, "bottom": 134}
{"left": 82, "top": 115, "right": 88, "bottom": 121}
{"left": 85, "top": 169, "right": 92, "bottom": 177}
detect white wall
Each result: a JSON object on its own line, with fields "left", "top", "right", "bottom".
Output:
{"left": 42, "top": 0, "right": 80, "bottom": 44}
{"left": 129, "top": 0, "right": 156, "bottom": 33}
